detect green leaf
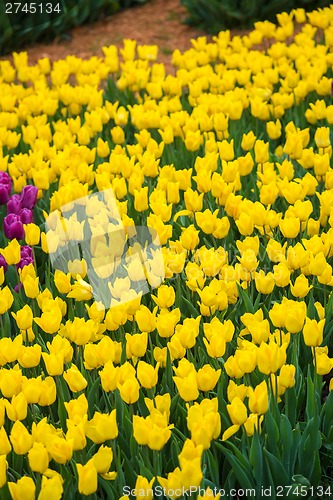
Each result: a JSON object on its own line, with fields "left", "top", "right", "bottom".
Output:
{"left": 205, "top": 449, "right": 220, "bottom": 486}
{"left": 290, "top": 428, "right": 302, "bottom": 473}
{"left": 87, "top": 375, "right": 102, "bottom": 411}
{"left": 254, "top": 291, "right": 262, "bottom": 310}
{"left": 249, "top": 431, "right": 263, "bottom": 488}
{"left": 57, "top": 397, "right": 67, "bottom": 429}
{"left": 264, "top": 410, "right": 280, "bottom": 457}
{"left": 291, "top": 475, "right": 311, "bottom": 487}
{"left": 236, "top": 283, "right": 254, "bottom": 313}
{"left": 182, "top": 296, "right": 201, "bottom": 317}
{"left": 215, "top": 441, "right": 255, "bottom": 489}
{"left": 139, "top": 461, "right": 155, "bottom": 480}
{"left": 263, "top": 448, "right": 289, "bottom": 487}
{"left": 321, "top": 392, "right": 333, "bottom": 435}
{"left": 279, "top": 415, "right": 293, "bottom": 477}
{"left": 284, "top": 386, "right": 297, "bottom": 427}
{"left": 298, "top": 417, "right": 322, "bottom": 483}
{"left": 262, "top": 457, "right": 277, "bottom": 500}
{"left": 98, "top": 477, "right": 116, "bottom": 500}
{"left": 305, "top": 366, "right": 321, "bottom": 421}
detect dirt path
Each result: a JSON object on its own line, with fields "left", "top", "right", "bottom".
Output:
{"left": 1, "top": 0, "right": 211, "bottom": 72}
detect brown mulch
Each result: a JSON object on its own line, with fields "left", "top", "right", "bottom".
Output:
{"left": 1, "top": 0, "right": 213, "bottom": 73}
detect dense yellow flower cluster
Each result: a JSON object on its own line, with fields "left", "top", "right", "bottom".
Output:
{"left": 1, "top": 4, "right": 333, "bottom": 499}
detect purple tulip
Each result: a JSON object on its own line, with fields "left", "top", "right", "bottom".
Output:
{"left": 0, "top": 172, "right": 12, "bottom": 205}
{"left": 20, "top": 245, "right": 33, "bottom": 260}
{"left": 0, "top": 254, "right": 7, "bottom": 272}
{"left": 0, "top": 186, "right": 10, "bottom": 205}
{"left": 19, "top": 208, "right": 33, "bottom": 224}
{"left": 14, "top": 283, "right": 23, "bottom": 292}
{"left": 3, "top": 214, "right": 25, "bottom": 240}
{"left": 0, "top": 172, "right": 12, "bottom": 185}
{"left": 16, "top": 245, "right": 34, "bottom": 270}
{"left": 7, "top": 194, "right": 22, "bottom": 215}
{"left": 20, "top": 185, "right": 38, "bottom": 210}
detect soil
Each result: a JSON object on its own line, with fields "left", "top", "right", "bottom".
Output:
{"left": 0, "top": 0, "right": 215, "bottom": 73}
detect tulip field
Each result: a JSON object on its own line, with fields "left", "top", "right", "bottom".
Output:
{"left": 1, "top": 5, "right": 333, "bottom": 499}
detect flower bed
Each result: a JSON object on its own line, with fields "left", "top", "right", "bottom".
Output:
{"left": 0, "top": 6, "right": 333, "bottom": 499}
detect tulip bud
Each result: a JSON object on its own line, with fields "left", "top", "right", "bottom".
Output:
{"left": 133, "top": 476, "right": 154, "bottom": 500}
{"left": 254, "top": 139, "right": 269, "bottom": 164}
{"left": 21, "top": 376, "right": 42, "bottom": 403}
{"left": 203, "top": 334, "right": 226, "bottom": 358}
{"left": 303, "top": 318, "right": 325, "bottom": 347}
{"left": 20, "top": 185, "right": 38, "bottom": 209}
{"left": 85, "top": 410, "right": 118, "bottom": 443}
{"left": 66, "top": 420, "right": 86, "bottom": 451}
{"left": 0, "top": 426, "right": 11, "bottom": 455}
{"left": 254, "top": 270, "right": 275, "bottom": 294}
{"left": 244, "top": 413, "right": 263, "bottom": 437}
{"left": 152, "top": 285, "right": 175, "bottom": 309}
{"left": 28, "top": 442, "right": 49, "bottom": 473}
{"left": 137, "top": 361, "right": 159, "bottom": 389}
{"left": 135, "top": 305, "right": 157, "bottom": 332}
{"left": 237, "top": 249, "right": 258, "bottom": 272}
{"left": 5, "top": 393, "right": 28, "bottom": 421}
{"left": 248, "top": 381, "right": 269, "bottom": 415}
{"left": 97, "top": 138, "right": 110, "bottom": 158}
{"left": 42, "top": 352, "right": 64, "bottom": 376}
{"left": 126, "top": 332, "right": 148, "bottom": 358}
{"left": 285, "top": 302, "right": 306, "bottom": 333}
{"left": 184, "top": 188, "right": 204, "bottom": 212}
{"left": 241, "top": 131, "right": 256, "bottom": 151}
{"left": 77, "top": 463, "right": 98, "bottom": 495}
{"left": 38, "top": 475, "right": 64, "bottom": 500}
{"left": 46, "top": 436, "right": 73, "bottom": 464}
{"left": 0, "top": 254, "right": 7, "bottom": 274}
{"left": 10, "top": 420, "right": 33, "bottom": 454}
{"left": 279, "top": 217, "right": 300, "bottom": 238}
{"left": 12, "top": 304, "right": 33, "bottom": 330}
{"left": 0, "top": 367, "right": 22, "bottom": 398}
{"left": 38, "top": 377, "right": 57, "bottom": 406}
{"left": 134, "top": 187, "right": 149, "bottom": 212}
{"left": 173, "top": 372, "right": 199, "bottom": 402}
{"left": 35, "top": 308, "right": 62, "bottom": 335}
{"left": 197, "top": 365, "right": 221, "bottom": 391}
{"left": 316, "top": 348, "right": 333, "bottom": 375}
{"left": 118, "top": 377, "right": 140, "bottom": 404}
{"left": 0, "top": 171, "right": 12, "bottom": 205}
{"left": 63, "top": 364, "right": 87, "bottom": 392}
{"left": 290, "top": 274, "right": 312, "bottom": 298}
{"left": 8, "top": 476, "right": 35, "bottom": 500}
{"left": 19, "top": 208, "right": 33, "bottom": 224}
{"left": 16, "top": 245, "right": 34, "bottom": 271}
{"left": 7, "top": 194, "right": 21, "bottom": 214}
{"left": 167, "top": 335, "right": 186, "bottom": 360}
{"left": 23, "top": 223, "right": 40, "bottom": 246}
{"left": 3, "top": 214, "right": 24, "bottom": 240}
{"left": 279, "top": 364, "right": 296, "bottom": 388}
{"left": 227, "top": 396, "right": 248, "bottom": 426}
{"left": 309, "top": 252, "right": 327, "bottom": 276}
{"left": 0, "top": 455, "right": 6, "bottom": 492}
{"left": 90, "top": 445, "right": 113, "bottom": 474}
